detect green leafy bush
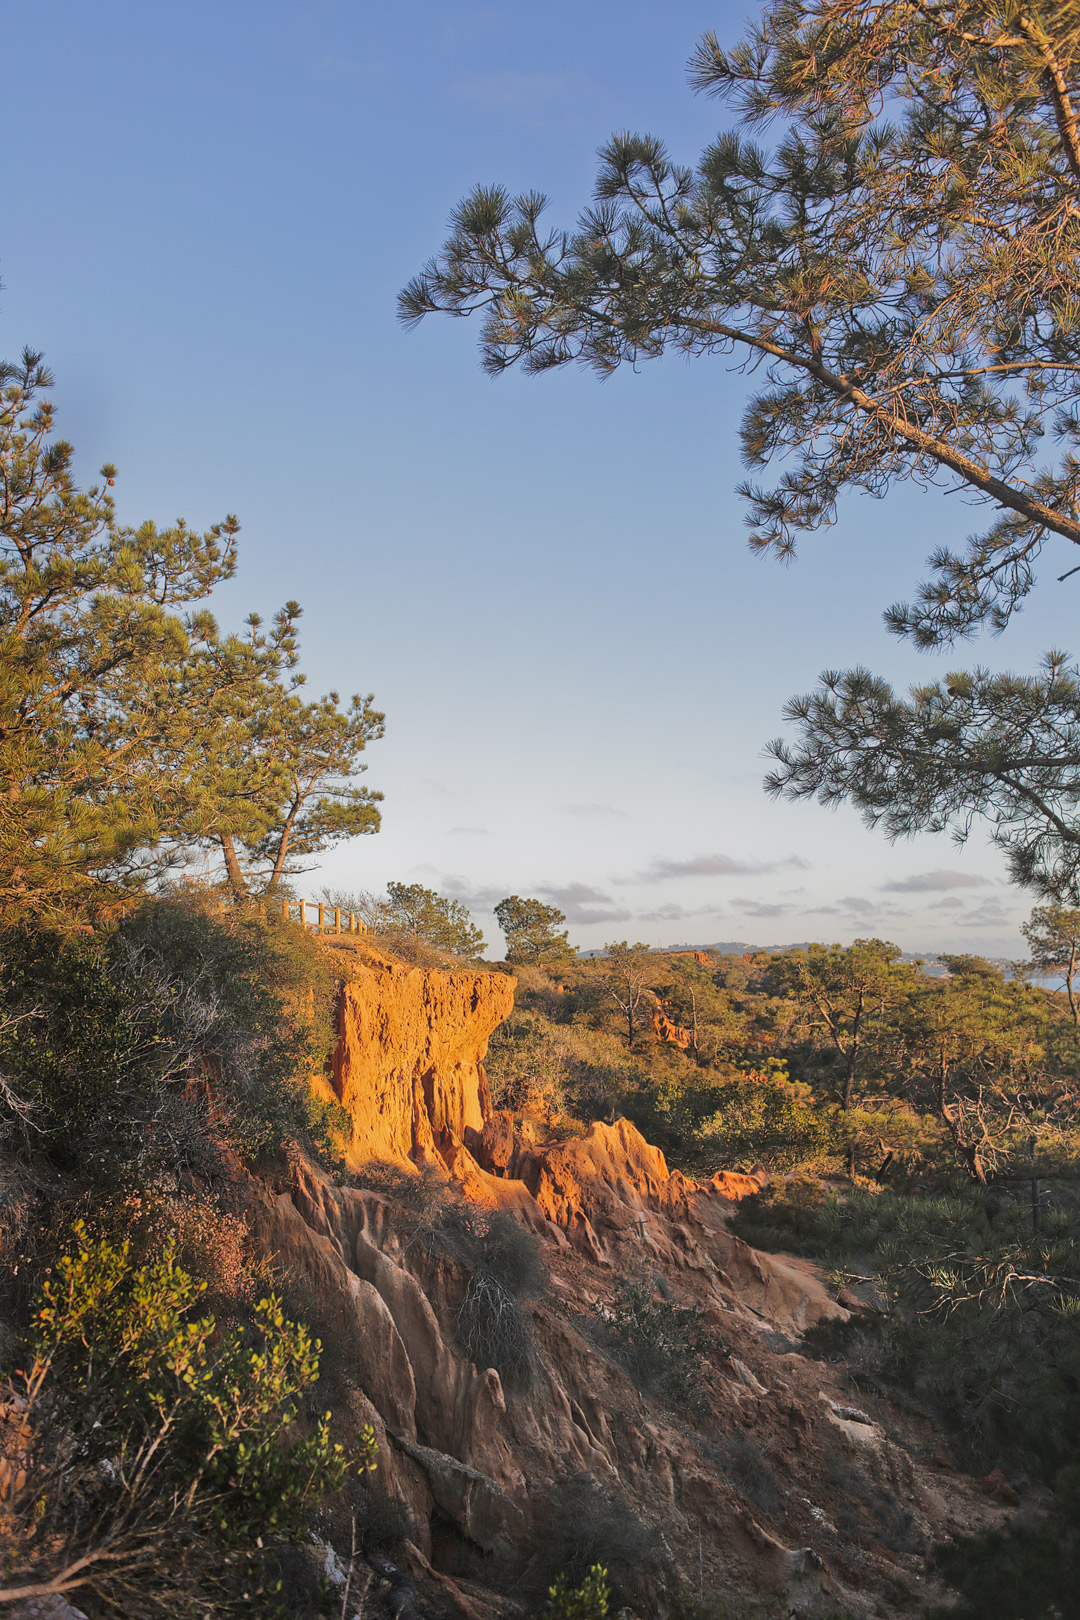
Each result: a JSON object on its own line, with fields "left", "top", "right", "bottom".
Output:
{"left": 929, "top": 1464, "right": 1080, "bottom": 1620}
{"left": 737, "top": 1180, "right": 1080, "bottom": 1478}
{"left": 591, "top": 1277, "right": 723, "bottom": 1410}
{"left": 0, "top": 898, "right": 344, "bottom": 1170}
{"left": 0, "top": 1222, "right": 374, "bottom": 1615}
{"left": 694, "top": 1071, "right": 837, "bottom": 1170}
{"left": 486, "top": 1015, "right": 568, "bottom": 1120}
{"left": 545, "top": 1564, "right": 610, "bottom": 1619}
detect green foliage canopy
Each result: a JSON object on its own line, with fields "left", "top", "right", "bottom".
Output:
{"left": 766, "top": 655, "right": 1080, "bottom": 905}
{"left": 1, "top": 1221, "right": 373, "bottom": 1613}
{"left": 0, "top": 898, "right": 345, "bottom": 1167}
{"left": 0, "top": 351, "right": 383, "bottom": 916}
{"left": 0, "top": 351, "right": 235, "bottom": 920}
{"left": 767, "top": 938, "right": 905, "bottom": 1114}
{"left": 179, "top": 604, "right": 384, "bottom": 898}
{"left": 494, "top": 894, "right": 575, "bottom": 964}
{"left": 602, "top": 941, "right": 657, "bottom": 1048}
{"left": 402, "top": 0, "right": 1080, "bottom": 636}
{"left": 402, "top": 0, "right": 1080, "bottom": 898}
{"left": 384, "top": 880, "right": 486, "bottom": 958}
{"left": 1023, "top": 900, "right": 1080, "bottom": 1023}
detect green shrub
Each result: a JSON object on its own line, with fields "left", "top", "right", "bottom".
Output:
{"left": 533, "top": 1475, "right": 666, "bottom": 1609}
{"left": 1, "top": 1222, "right": 375, "bottom": 1615}
{"left": 591, "top": 1277, "right": 722, "bottom": 1410}
{"left": 0, "top": 898, "right": 344, "bottom": 1172}
{"left": 738, "top": 1180, "right": 1080, "bottom": 1479}
{"left": 695, "top": 1072, "right": 840, "bottom": 1172}
{"left": 928, "top": 1464, "right": 1080, "bottom": 1620}
{"left": 544, "top": 1564, "right": 610, "bottom": 1619}
{"left": 486, "top": 1015, "right": 568, "bottom": 1120}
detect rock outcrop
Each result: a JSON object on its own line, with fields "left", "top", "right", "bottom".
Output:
{"left": 251, "top": 956, "right": 1008, "bottom": 1617}
{"left": 328, "top": 960, "right": 514, "bottom": 1170}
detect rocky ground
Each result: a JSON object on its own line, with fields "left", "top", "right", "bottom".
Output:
{"left": 238, "top": 942, "right": 1014, "bottom": 1618}
{"left": 7, "top": 943, "right": 1018, "bottom": 1620}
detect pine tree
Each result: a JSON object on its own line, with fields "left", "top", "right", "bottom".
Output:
{"left": 401, "top": 0, "right": 1080, "bottom": 897}
{"left": 494, "top": 895, "right": 574, "bottom": 964}
{"left": 0, "top": 351, "right": 235, "bottom": 920}
{"left": 0, "top": 351, "right": 384, "bottom": 917}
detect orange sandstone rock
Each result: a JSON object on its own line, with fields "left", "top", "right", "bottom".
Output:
{"left": 332, "top": 965, "right": 515, "bottom": 1170}
{"left": 652, "top": 1009, "right": 692, "bottom": 1048}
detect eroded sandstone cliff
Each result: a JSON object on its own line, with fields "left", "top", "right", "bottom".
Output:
{"left": 327, "top": 956, "right": 514, "bottom": 1170}
{"left": 254, "top": 955, "right": 1006, "bottom": 1619}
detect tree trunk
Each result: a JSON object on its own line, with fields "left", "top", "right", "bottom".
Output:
{"left": 874, "top": 1149, "right": 895, "bottom": 1185}
{"left": 220, "top": 833, "right": 247, "bottom": 898}
{"left": 265, "top": 790, "right": 302, "bottom": 897}
{"left": 938, "top": 1085, "right": 989, "bottom": 1185}
{"left": 843, "top": 1053, "right": 857, "bottom": 1179}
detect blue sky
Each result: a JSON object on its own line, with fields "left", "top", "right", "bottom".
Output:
{"left": 5, "top": 1, "right": 1076, "bottom": 957}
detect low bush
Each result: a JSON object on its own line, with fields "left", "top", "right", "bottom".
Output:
{"left": 532, "top": 1475, "right": 667, "bottom": 1610}
{"left": 99, "top": 1185, "right": 256, "bottom": 1308}
{"left": 0, "top": 1222, "right": 375, "bottom": 1617}
{"left": 738, "top": 1178, "right": 1080, "bottom": 1480}
{"left": 435, "top": 1202, "right": 545, "bottom": 1390}
{"left": 457, "top": 1267, "right": 536, "bottom": 1390}
{"left": 352, "top": 1482, "right": 415, "bottom": 1557}
{"left": 486, "top": 1015, "right": 568, "bottom": 1120}
{"left": 590, "top": 1277, "right": 723, "bottom": 1411}
{"left": 544, "top": 1564, "right": 610, "bottom": 1618}
{"left": 719, "top": 1432, "right": 784, "bottom": 1520}
{"left": 0, "top": 898, "right": 345, "bottom": 1175}
{"left": 928, "top": 1463, "right": 1080, "bottom": 1620}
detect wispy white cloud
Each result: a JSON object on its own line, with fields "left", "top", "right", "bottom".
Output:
{"left": 539, "top": 882, "right": 632, "bottom": 926}
{"left": 882, "top": 869, "right": 990, "bottom": 893}
{"left": 816, "top": 895, "right": 879, "bottom": 917}
{"left": 419, "top": 777, "right": 459, "bottom": 800}
{"left": 437, "top": 875, "right": 505, "bottom": 911}
{"left": 734, "top": 899, "right": 788, "bottom": 919}
{"left": 637, "top": 901, "right": 720, "bottom": 924}
{"left": 563, "top": 802, "right": 630, "bottom": 820}
{"left": 956, "top": 898, "right": 1014, "bottom": 928}
{"left": 634, "top": 852, "right": 810, "bottom": 883}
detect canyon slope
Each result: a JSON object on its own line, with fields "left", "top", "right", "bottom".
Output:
{"left": 259, "top": 944, "right": 1007, "bottom": 1619}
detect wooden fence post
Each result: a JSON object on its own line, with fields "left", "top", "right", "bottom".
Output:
{"left": 281, "top": 897, "right": 289, "bottom": 921}
{"left": 334, "top": 907, "right": 341, "bottom": 934}
{"left": 317, "top": 902, "right": 325, "bottom": 933}
{"left": 299, "top": 900, "right": 306, "bottom": 928}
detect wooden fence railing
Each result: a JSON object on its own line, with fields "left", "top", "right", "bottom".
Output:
{"left": 284, "top": 898, "right": 367, "bottom": 935}
{"left": 212, "top": 897, "right": 367, "bottom": 935}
